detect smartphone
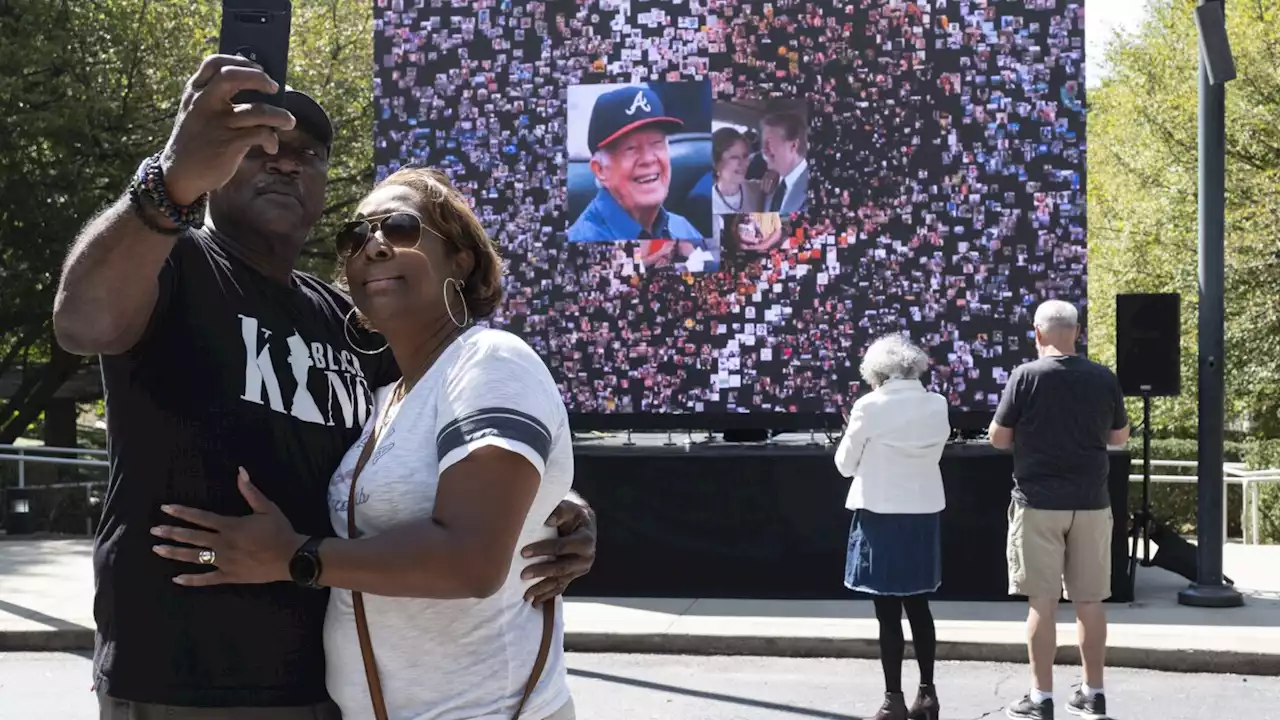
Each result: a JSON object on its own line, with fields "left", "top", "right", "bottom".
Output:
{"left": 218, "top": 0, "right": 291, "bottom": 106}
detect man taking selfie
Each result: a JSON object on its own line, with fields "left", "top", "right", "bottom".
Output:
{"left": 54, "top": 55, "right": 598, "bottom": 719}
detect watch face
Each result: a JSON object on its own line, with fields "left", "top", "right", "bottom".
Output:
{"left": 290, "top": 552, "right": 318, "bottom": 586}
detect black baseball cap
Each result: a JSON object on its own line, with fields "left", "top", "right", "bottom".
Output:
{"left": 284, "top": 87, "right": 334, "bottom": 151}
{"left": 586, "top": 85, "right": 684, "bottom": 154}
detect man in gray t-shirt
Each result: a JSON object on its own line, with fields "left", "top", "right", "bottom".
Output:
{"left": 988, "top": 300, "right": 1131, "bottom": 720}
{"left": 997, "top": 351, "right": 1128, "bottom": 513}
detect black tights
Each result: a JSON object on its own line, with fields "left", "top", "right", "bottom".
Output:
{"left": 873, "top": 595, "right": 936, "bottom": 694}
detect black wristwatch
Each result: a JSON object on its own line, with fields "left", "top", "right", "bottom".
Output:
{"left": 288, "top": 537, "right": 326, "bottom": 589}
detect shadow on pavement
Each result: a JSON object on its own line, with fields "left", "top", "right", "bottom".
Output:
{"left": 0, "top": 598, "right": 91, "bottom": 632}
{"left": 568, "top": 666, "right": 863, "bottom": 719}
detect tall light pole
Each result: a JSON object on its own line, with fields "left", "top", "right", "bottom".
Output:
{"left": 1178, "top": 0, "right": 1243, "bottom": 608}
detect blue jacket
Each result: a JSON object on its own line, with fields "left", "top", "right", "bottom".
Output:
{"left": 568, "top": 188, "right": 704, "bottom": 243}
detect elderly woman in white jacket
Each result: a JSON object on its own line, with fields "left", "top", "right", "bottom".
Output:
{"left": 835, "top": 334, "right": 951, "bottom": 720}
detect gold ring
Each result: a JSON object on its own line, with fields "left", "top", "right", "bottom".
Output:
{"left": 197, "top": 549, "right": 216, "bottom": 566}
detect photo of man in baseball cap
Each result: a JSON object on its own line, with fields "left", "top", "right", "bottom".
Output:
{"left": 567, "top": 84, "right": 706, "bottom": 244}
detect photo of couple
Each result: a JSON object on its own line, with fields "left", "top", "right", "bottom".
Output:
{"left": 564, "top": 82, "right": 812, "bottom": 277}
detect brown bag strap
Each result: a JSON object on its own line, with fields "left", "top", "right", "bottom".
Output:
{"left": 513, "top": 600, "right": 557, "bottom": 719}
{"left": 347, "top": 408, "right": 558, "bottom": 720}
{"left": 347, "top": 423, "right": 390, "bottom": 720}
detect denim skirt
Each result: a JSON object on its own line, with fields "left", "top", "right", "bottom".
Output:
{"left": 844, "top": 509, "right": 943, "bottom": 596}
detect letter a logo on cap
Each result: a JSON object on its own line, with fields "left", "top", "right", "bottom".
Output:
{"left": 625, "top": 90, "right": 652, "bottom": 116}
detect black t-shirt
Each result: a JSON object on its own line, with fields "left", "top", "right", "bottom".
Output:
{"left": 94, "top": 230, "right": 399, "bottom": 707}
{"left": 993, "top": 354, "right": 1128, "bottom": 511}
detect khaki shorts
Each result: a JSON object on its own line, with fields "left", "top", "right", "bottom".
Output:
{"left": 1006, "top": 501, "right": 1113, "bottom": 602}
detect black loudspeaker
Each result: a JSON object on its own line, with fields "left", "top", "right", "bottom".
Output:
{"left": 1116, "top": 293, "right": 1181, "bottom": 397}
{"left": 1148, "top": 519, "right": 1233, "bottom": 586}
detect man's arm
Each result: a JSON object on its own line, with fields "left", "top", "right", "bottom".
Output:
{"left": 565, "top": 489, "right": 590, "bottom": 510}
{"left": 988, "top": 420, "right": 1014, "bottom": 450}
{"left": 54, "top": 54, "right": 293, "bottom": 356}
{"left": 519, "top": 491, "right": 597, "bottom": 605}
{"left": 53, "top": 196, "right": 180, "bottom": 356}
{"left": 988, "top": 369, "right": 1021, "bottom": 450}
{"left": 1108, "top": 425, "right": 1131, "bottom": 447}
{"left": 1108, "top": 372, "right": 1131, "bottom": 446}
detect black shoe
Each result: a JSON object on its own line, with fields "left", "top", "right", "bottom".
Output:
{"left": 1066, "top": 687, "right": 1108, "bottom": 719}
{"left": 1007, "top": 694, "right": 1054, "bottom": 720}
{"left": 874, "top": 691, "right": 909, "bottom": 720}
{"left": 907, "top": 684, "right": 940, "bottom": 720}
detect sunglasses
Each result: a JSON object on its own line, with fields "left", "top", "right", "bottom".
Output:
{"left": 336, "top": 212, "right": 426, "bottom": 258}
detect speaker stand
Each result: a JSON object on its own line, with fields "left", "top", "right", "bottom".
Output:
{"left": 1128, "top": 388, "right": 1154, "bottom": 599}
{"left": 1178, "top": 583, "right": 1245, "bottom": 608}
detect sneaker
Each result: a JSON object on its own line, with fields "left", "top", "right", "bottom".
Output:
{"left": 1066, "top": 687, "right": 1108, "bottom": 719}
{"left": 1007, "top": 694, "right": 1054, "bottom": 720}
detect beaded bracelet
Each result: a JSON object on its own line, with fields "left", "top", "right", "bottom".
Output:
{"left": 131, "top": 153, "right": 208, "bottom": 231}
{"left": 127, "top": 183, "right": 185, "bottom": 237}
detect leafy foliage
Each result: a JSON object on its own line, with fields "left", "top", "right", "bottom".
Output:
{"left": 0, "top": 0, "right": 372, "bottom": 442}
{"left": 1088, "top": 0, "right": 1280, "bottom": 438}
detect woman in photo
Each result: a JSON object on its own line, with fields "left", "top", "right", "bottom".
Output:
{"left": 721, "top": 213, "right": 785, "bottom": 262}
{"left": 152, "top": 168, "right": 577, "bottom": 720}
{"left": 711, "top": 127, "right": 764, "bottom": 215}
{"left": 835, "top": 335, "right": 951, "bottom": 720}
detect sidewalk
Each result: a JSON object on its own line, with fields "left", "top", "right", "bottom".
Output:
{"left": 4, "top": 538, "right": 1280, "bottom": 674}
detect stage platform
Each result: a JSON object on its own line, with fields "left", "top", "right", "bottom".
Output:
{"left": 568, "top": 433, "right": 1131, "bottom": 603}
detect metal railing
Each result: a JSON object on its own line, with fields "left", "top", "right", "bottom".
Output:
{"left": 1, "top": 445, "right": 1278, "bottom": 542}
{"left": 0, "top": 444, "right": 109, "bottom": 535}
{"left": 0, "top": 443, "right": 108, "bottom": 488}
{"left": 1129, "top": 459, "right": 1280, "bottom": 545}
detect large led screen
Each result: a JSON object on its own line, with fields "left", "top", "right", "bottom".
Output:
{"left": 372, "top": 0, "right": 1087, "bottom": 430}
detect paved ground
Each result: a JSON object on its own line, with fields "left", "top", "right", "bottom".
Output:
{"left": 1, "top": 652, "right": 1276, "bottom": 720}
{"left": 7, "top": 540, "right": 1280, "bottom": 673}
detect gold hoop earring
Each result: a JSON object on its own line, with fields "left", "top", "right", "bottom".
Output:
{"left": 344, "top": 307, "right": 388, "bottom": 355}
{"left": 443, "top": 278, "right": 469, "bottom": 328}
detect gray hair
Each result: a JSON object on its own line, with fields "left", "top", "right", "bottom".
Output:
{"left": 860, "top": 334, "right": 930, "bottom": 389}
{"left": 1033, "top": 300, "right": 1079, "bottom": 332}
{"left": 591, "top": 150, "right": 609, "bottom": 186}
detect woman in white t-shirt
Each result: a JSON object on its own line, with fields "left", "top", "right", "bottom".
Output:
{"left": 151, "top": 167, "right": 576, "bottom": 720}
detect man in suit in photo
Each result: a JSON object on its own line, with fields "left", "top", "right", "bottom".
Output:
{"left": 759, "top": 110, "right": 810, "bottom": 215}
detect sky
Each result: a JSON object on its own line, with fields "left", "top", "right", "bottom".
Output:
{"left": 1086, "top": 0, "right": 1152, "bottom": 86}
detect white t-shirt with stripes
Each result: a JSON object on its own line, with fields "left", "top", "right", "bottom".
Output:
{"left": 323, "top": 326, "right": 573, "bottom": 720}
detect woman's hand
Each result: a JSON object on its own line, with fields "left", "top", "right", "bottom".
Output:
{"left": 518, "top": 498, "right": 597, "bottom": 605}
{"left": 751, "top": 226, "right": 785, "bottom": 253}
{"left": 151, "top": 467, "right": 306, "bottom": 587}
{"left": 759, "top": 169, "right": 781, "bottom": 196}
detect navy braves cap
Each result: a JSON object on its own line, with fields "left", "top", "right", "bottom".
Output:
{"left": 284, "top": 87, "right": 334, "bottom": 151}
{"left": 586, "top": 85, "right": 684, "bottom": 154}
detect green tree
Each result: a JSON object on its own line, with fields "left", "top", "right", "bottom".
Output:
{"left": 0, "top": 0, "right": 372, "bottom": 444}
{"left": 1088, "top": 0, "right": 1280, "bottom": 438}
